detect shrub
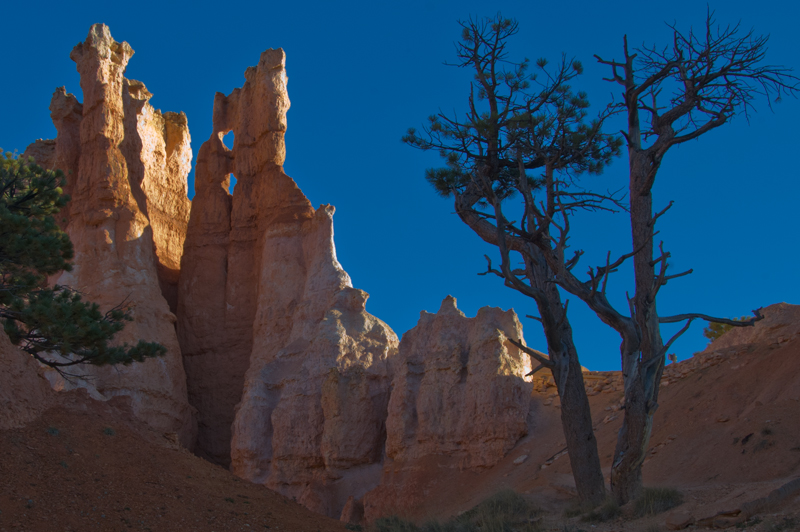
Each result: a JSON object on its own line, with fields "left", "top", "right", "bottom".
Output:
{"left": 371, "top": 490, "right": 541, "bottom": 532}
{"left": 633, "top": 488, "right": 683, "bottom": 517}
{"left": 580, "top": 498, "right": 620, "bottom": 522}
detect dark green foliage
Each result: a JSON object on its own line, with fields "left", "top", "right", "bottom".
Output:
{"left": 0, "top": 151, "right": 165, "bottom": 371}
{"left": 403, "top": 15, "right": 621, "bottom": 205}
{"left": 371, "top": 490, "right": 541, "bottom": 532}
{"left": 703, "top": 316, "right": 750, "bottom": 343}
{"left": 0, "top": 152, "right": 72, "bottom": 296}
{"left": 632, "top": 488, "right": 683, "bottom": 517}
{"left": 371, "top": 516, "right": 422, "bottom": 532}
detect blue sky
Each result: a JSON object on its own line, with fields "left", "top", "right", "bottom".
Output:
{"left": 2, "top": 0, "right": 798, "bottom": 370}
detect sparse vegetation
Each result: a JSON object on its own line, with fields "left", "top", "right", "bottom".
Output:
{"left": 633, "top": 488, "right": 683, "bottom": 517}
{"left": 371, "top": 490, "right": 542, "bottom": 532}
{"left": 703, "top": 317, "right": 751, "bottom": 343}
{"left": 102, "top": 426, "right": 115, "bottom": 436}
{"left": 46, "top": 426, "right": 59, "bottom": 435}
{"left": 757, "top": 517, "right": 798, "bottom": 532}
{"left": 0, "top": 151, "right": 166, "bottom": 373}
{"left": 579, "top": 498, "right": 620, "bottom": 522}
{"left": 562, "top": 500, "right": 596, "bottom": 519}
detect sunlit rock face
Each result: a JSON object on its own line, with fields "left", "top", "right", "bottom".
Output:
{"left": 177, "top": 50, "right": 399, "bottom": 520}
{"left": 385, "top": 296, "right": 532, "bottom": 468}
{"left": 362, "top": 296, "right": 533, "bottom": 521}
{"left": 24, "top": 24, "right": 196, "bottom": 447}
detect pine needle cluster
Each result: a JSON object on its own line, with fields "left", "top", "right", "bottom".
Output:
{"left": 0, "top": 151, "right": 165, "bottom": 372}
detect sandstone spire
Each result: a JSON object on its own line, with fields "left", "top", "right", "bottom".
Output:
{"left": 177, "top": 49, "right": 399, "bottom": 517}
{"left": 28, "top": 24, "right": 196, "bottom": 446}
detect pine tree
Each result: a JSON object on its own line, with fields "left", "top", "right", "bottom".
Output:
{"left": 403, "top": 15, "right": 620, "bottom": 504}
{"left": 0, "top": 151, "right": 166, "bottom": 372}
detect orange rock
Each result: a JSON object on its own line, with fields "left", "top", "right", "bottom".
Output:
{"left": 665, "top": 511, "right": 695, "bottom": 530}
{"left": 706, "top": 303, "right": 800, "bottom": 351}
{"left": 363, "top": 297, "right": 533, "bottom": 521}
{"left": 178, "top": 50, "right": 399, "bottom": 522}
{"left": 340, "top": 496, "right": 365, "bottom": 525}
{"left": 28, "top": 24, "right": 196, "bottom": 447}
{"left": 383, "top": 296, "right": 532, "bottom": 469}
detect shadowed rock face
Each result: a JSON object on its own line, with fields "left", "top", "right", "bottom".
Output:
{"left": 24, "top": 24, "right": 195, "bottom": 446}
{"left": 177, "top": 51, "right": 399, "bottom": 521}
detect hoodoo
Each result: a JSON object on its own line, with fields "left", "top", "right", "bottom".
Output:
{"left": 23, "top": 24, "right": 195, "bottom": 446}
{"left": 363, "top": 296, "right": 533, "bottom": 520}
{"left": 19, "top": 26, "right": 542, "bottom": 521}
{"left": 177, "top": 49, "right": 399, "bottom": 521}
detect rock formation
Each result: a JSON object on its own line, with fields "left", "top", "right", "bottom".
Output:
{"left": 384, "top": 296, "right": 533, "bottom": 468}
{"left": 362, "top": 297, "right": 533, "bottom": 520}
{"left": 177, "top": 49, "right": 400, "bottom": 519}
{"left": 14, "top": 26, "right": 544, "bottom": 521}
{"left": 24, "top": 24, "right": 195, "bottom": 446}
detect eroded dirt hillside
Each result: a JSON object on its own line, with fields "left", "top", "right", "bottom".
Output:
{"left": 0, "top": 392, "right": 346, "bottom": 532}
{"left": 363, "top": 303, "right": 800, "bottom": 527}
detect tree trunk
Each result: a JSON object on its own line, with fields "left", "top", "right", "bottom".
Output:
{"left": 554, "top": 342, "right": 606, "bottom": 504}
{"left": 528, "top": 250, "right": 606, "bottom": 504}
{"left": 611, "top": 151, "right": 664, "bottom": 504}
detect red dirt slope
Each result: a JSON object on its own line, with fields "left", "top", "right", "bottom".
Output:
{"left": 364, "top": 303, "right": 800, "bottom": 527}
{"left": 0, "top": 391, "right": 346, "bottom": 532}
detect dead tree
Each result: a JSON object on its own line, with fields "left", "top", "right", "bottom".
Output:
{"left": 443, "top": 12, "right": 796, "bottom": 506}
{"left": 587, "top": 12, "right": 797, "bottom": 503}
{"left": 404, "top": 15, "right": 621, "bottom": 503}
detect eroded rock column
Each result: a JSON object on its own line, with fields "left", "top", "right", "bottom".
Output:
{"left": 177, "top": 49, "right": 399, "bottom": 518}
{"left": 363, "top": 296, "right": 533, "bottom": 520}
{"left": 39, "top": 24, "right": 195, "bottom": 446}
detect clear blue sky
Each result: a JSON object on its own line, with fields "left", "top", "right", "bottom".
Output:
{"left": 2, "top": 0, "right": 798, "bottom": 370}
